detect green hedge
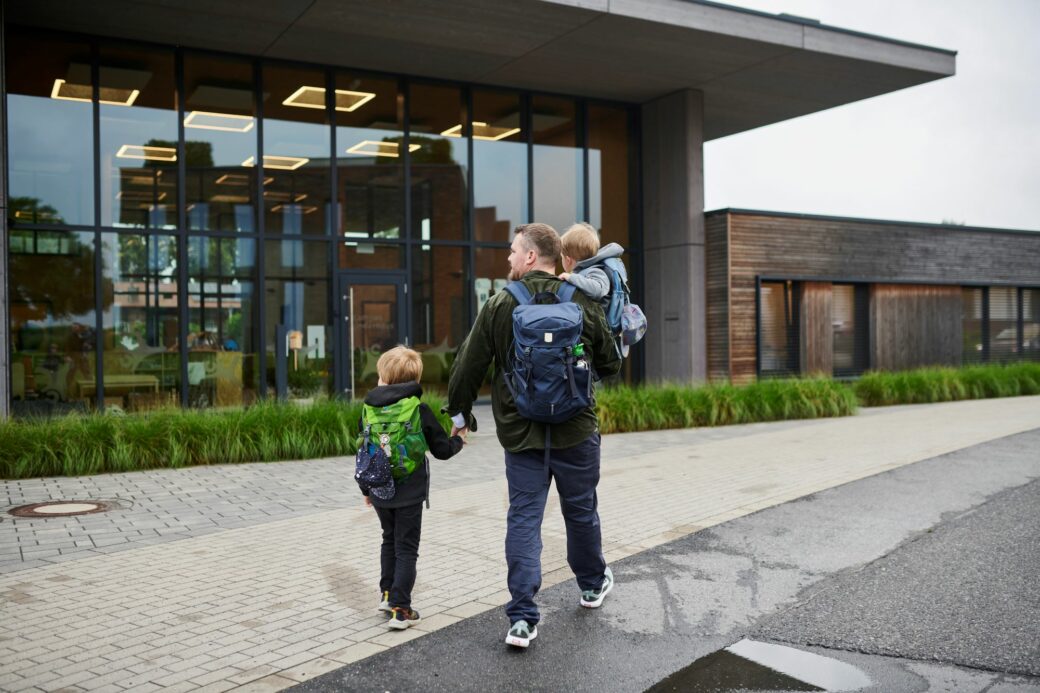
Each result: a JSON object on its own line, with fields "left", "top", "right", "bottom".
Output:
{"left": 853, "top": 362, "right": 1040, "bottom": 406}
{"left": 596, "top": 377, "right": 858, "bottom": 434}
{"left": 0, "top": 395, "right": 450, "bottom": 480}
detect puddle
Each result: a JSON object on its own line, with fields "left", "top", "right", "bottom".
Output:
{"left": 646, "top": 639, "right": 871, "bottom": 692}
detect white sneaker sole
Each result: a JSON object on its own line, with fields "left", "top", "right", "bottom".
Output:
{"left": 505, "top": 627, "right": 538, "bottom": 648}
{"left": 580, "top": 574, "right": 614, "bottom": 608}
{"left": 388, "top": 616, "right": 421, "bottom": 630}
{"left": 378, "top": 604, "right": 392, "bottom": 613}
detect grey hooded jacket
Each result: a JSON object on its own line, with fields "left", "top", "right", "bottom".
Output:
{"left": 565, "top": 242, "right": 625, "bottom": 303}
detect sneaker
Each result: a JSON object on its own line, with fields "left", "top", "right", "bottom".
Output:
{"left": 505, "top": 620, "right": 538, "bottom": 648}
{"left": 387, "top": 607, "right": 421, "bottom": 630}
{"left": 378, "top": 591, "right": 391, "bottom": 613}
{"left": 580, "top": 566, "right": 614, "bottom": 608}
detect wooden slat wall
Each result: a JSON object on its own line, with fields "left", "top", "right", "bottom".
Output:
{"left": 871, "top": 284, "right": 963, "bottom": 370}
{"left": 707, "top": 211, "right": 1040, "bottom": 382}
{"left": 799, "top": 282, "right": 833, "bottom": 374}
{"left": 705, "top": 214, "right": 730, "bottom": 380}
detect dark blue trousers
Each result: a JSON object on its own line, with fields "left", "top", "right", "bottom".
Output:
{"left": 504, "top": 433, "right": 606, "bottom": 626}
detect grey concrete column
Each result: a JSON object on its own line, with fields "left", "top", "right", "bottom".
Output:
{"left": 0, "top": 3, "right": 9, "bottom": 419}
{"left": 641, "top": 89, "right": 706, "bottom": 383}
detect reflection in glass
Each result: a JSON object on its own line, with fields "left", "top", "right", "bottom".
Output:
{"left": 262, "top": 64, "right": 331, "bottom": 236}
{"left": 409, "top": 84, "right": 468, "bottom": 242}
{"left": 336, "top": 74, "right": 404, "bottom": 240}
{"left": 588, "top": 105, "right": 630, "bottom": 248}
{"left": 186, "top": 237, "right": 258, "bottom": 407}
{"left": 473, "top": 247, "right": 511, "bottom": 316}
{"left": 346, "top": 283, "right": 401, "bottom": 400}
{"left": 961, "top": 287, "right": 984, "bottom": 364}
{"left": 7, "top": 33, "right": 94, "bottom": 226}
{"left": 183, "top": 54, "right": 257, "bottom": 232}
{"left": 988, "top": 287, "right": 1019, "bottom": 364}
{"left": 99, "top": 46, "right": 178, "bottom": 229}
{"left": 759, "top": 281, "right": 799, "bottom": 377}
{"left": 8, "top": 231, "right": 98, "bottom": 416}
{"left": 472, "top": 90, "right": 527, "bottom": 242}
{"left": 338, "top": 241, "right": 405, "bottom": 271}
{"left": 264, "top": 241, "right": 330, "bottom": 400}
{"left": 412, "top": 246, "right": 466, "bottom": 392}
{"left": 1024, "top": 289, "right": 1040, "bottom": 362}
{"left": 532, "top": 96, "right": 582, "bottom": 234}
{"left": 100, "top": 233, "right": 180, "bottom": 410}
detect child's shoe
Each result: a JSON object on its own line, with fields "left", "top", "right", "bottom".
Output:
{"left": 387, "top": 607, "right": 421, "bottom": 630}
{"left": 378, "top": 591, "right": 391, "bottom": 613}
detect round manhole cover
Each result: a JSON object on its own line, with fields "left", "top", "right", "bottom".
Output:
{"left": 9, "top": 500, "right": 120, "bottom": 518}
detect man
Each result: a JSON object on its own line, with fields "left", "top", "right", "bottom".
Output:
{"left": 447, "top": 223, "right": 622, "bottom": 648}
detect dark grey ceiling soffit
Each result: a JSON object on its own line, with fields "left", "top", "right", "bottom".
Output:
{"left": 7, "top": 0, "right": 957, "bottom": 140}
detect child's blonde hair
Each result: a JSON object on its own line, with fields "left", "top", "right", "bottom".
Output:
{"left": 561, "top": 222, "right": 600, "bottom": 262}
{"left": 377, "top": 346, "right": 424, "bottom": 384}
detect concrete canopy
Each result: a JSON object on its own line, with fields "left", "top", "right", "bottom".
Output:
{"left": 9, "top": 0, "right": 955, "bottom": 140}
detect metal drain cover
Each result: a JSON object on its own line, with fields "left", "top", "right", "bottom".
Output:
{"left": 9, "top": 500, "right": 119, "bottom": 518}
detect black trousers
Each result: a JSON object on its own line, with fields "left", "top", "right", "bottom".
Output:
{"left": 373, "top": 503, "right": 423, "bottom": 609}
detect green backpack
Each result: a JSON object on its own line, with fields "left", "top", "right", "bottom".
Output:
{"left": 357, "top": 396, "right": 428, "bottom": 482}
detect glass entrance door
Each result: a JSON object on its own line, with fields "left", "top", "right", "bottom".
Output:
{"left": 335, "top": 273, "right": 407, "bottom": 400}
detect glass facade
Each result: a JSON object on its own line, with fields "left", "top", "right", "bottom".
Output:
{"left": 5, "top": 29, "right": 638, "bottom": 415}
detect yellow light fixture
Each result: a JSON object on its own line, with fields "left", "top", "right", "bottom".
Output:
{"left": 282, "top": 85, "right": 376, "bottom": 112}
{"left": 215, "top": 173, "right": 276, "bottom": 186}
{"left": 263, "top": 191, "right": 309, "bottom": 202}
{"left": 115, "top": 144, "right": 177, "bottom": 162}
{"left": 184, "top": 110, "right": 255, "bottom": 132}
{"left": 117, "top": 191, "right": 168, "bottom": 201}
{"left": 51, "top": 79, "right": 140, "bottom": 106}
{"left": 345, "top": 140, "right": 420, "bottom": 158}
{"left": 241, "top": 155, "right": 309, "bottom": 171}
{"left": 209, "top": 194, "right": 251, "bottom": 204}
{"left": 440, "top": 121, "right": 521, "bottom": 141}
{"left": 270, "top": 203, "right": 319, "bottom": 214}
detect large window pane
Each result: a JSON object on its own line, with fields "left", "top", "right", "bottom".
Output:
{"left": 183, "top": 54, "right": 257, "bottom": 232}
{"left": 262, "top": 64, "right": 331, "bottom": 236}
{"left": 412, "top": 245, "right": 466, "bottom": 392}
{"left": 8, "top": 231, "right": 97, "bottom": 416}
{"left": 410, "top": 84, "right": 467, "bottom": 242}
{"left": 588, "top": 105, "right": 630, "bottom": 249}
{"left": 988, "top": 287, "right": 1019, "bottom": 364}
{"left": 759, "top": 280, "right": 799, "bottom": 377}
{"left": 532, "top": 96, "right": 582, "bottom": 234}
{"left": 337, "top": 241, "right": 405, "bottom": 270}
{"left": 186, "top": 237, "right": 259, "bottom": 407}
{"left": 264, "top": 240, "right": 331, "bottom": 400}
{"left": 336, "top": 74, "right": 403, "bottom": 240}
{"left": 100, "top": 45, "right": 177, "bottom": 229}
{"left": 7, "top": 33, "right": 94, "bottom": 226}
{"left": 100, "top": 233, "right": 180, "bottom": 411}
{"left": 474, "top": 246, "right": 510, "bottom": 316}
{"left": 472, "top": 90, "right": 527, "bottom": 242}
{"left": 1024, "top": 289, "right": 1040, "bottom": 363}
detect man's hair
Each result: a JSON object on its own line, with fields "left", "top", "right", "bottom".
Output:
{"left": 561, "top": 222, "right": 600, "bottom": 261}
{"left": 377, "top": 346, "right": 424, "bottom": 384}
{"left": 514, "top": 223, "right": 562, "bottom": 266}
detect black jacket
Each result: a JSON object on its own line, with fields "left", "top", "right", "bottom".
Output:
{"left": 360, "top": 381, "right": 463, "bottom": 508}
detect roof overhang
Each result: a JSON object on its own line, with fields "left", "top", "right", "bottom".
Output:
{"left": 8, "top": 0, "right": 957, "bottom": 140}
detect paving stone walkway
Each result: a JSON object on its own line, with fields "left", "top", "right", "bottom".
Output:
{"left": 1, "top": 396, "right": 1038, "bottom": 692}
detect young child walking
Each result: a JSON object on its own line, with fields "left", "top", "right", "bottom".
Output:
{"left": 358, "top": 346, "right": 465, "bottom": 630}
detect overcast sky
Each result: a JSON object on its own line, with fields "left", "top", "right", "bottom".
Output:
{"left": 704, "top": 0, "right": 1040, "bottom": 231}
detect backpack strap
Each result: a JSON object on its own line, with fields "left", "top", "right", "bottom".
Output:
{"left": 555, "top": 282, "right": 577, "bottom": 303}
{"left": 504, "top": 281, "right": 533, "bottom": 305}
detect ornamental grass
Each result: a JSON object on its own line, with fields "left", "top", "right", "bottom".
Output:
{"left": 853, "top": 362, "right": 1040, "bottom": 406}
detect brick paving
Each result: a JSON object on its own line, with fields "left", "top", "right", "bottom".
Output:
{"left": 1, "top": 396, "right": 1038, "bottom": 691}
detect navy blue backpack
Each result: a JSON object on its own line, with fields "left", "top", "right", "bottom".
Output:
{"left": 502, "top": 281, "right": 593, "bottom": 424}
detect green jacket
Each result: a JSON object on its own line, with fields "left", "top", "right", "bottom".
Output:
{"left": 447, "top": 270, "right": 622, "bottom": 452}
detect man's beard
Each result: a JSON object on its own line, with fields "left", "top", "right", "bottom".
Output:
{"left": 507, "top": 267, "right": 523, "bottom": 281}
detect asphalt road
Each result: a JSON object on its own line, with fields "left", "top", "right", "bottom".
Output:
{"left": 291, "top": 428, "right": 1040, "bottom": 693}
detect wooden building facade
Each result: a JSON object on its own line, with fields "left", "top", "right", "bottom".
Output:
{"left": 705, "top": 210, "right": 1040, "bottom": 383}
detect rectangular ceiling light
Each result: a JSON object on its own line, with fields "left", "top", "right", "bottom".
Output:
{"left": 215, "top": 173, "right": 275, "bottom": 186}
{"left": 115, "top": 144, "right": 177, "bottom": 162}
{"left": 270, "top": 204, "right": 319, "bottom": 214}
{"left": 184, "top": 110, "right": 255, "bottom": 132}
{"left": 345, "top": 140, "right": 421, "bottom": 158}
{"left": 282, "top": 85, "right": 376, "bottom": 112}
{"left": 51, "top": 79, "right": 140, "bottom": 106}
{"left": 263, "top": 191, "right": 309, "bottom": 202}
{"left": 241, "top": 155, "right": 309, "bottom": 171}
{"left": 117, "top": 191, "right": 167, "bottom": 201}
{"left": 440, "top": 121, "right": 521, "bottom": 141}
